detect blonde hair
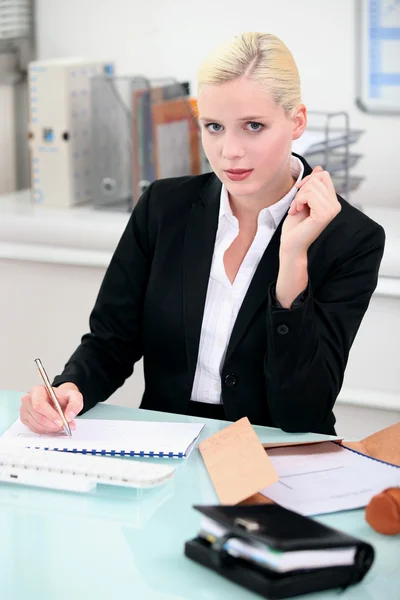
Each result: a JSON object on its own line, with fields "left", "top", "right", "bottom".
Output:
{"left": 197, "top": 32, "right": 301, "bottom": 116}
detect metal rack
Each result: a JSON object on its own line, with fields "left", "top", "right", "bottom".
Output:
{"left": 292, "top": 111, "right": 365, "bottom": 201}
{"left": 0, "top": 0, "right": 33, "bottom": 84}
{"left": 0, "top": 0, "right": 35, "bottom": 191}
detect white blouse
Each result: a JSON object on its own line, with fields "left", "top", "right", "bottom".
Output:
{"left": 190, "top": 156, "right": 304, "bottom": 404}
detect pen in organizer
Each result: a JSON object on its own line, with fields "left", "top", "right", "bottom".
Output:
{"left": 34, "top": 358, "right": 72, "bottom": 437}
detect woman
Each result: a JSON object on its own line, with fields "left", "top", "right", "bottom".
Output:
{"left": 20, "top": 32, "right": 384, "bottom": 435}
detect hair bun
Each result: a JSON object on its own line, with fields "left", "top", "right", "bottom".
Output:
{"left": 365, "top": 487, "right": 400, "bottom": 535}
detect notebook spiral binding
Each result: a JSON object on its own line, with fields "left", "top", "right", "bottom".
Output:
{"left": 29, "top": 445, "right": 185, "bottom": 458}
{"left": 334, "top": 442, "right": 400, "bottom": 469}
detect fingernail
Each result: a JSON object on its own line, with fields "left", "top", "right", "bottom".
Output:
{"left": 66, "top": 412, "right": 75, "bottom": 422}
{"left": 70, "top": 420, "right": 76, "bottom": 430}
{"left": 55, "top": 419, "right": 62, "bottom": 427}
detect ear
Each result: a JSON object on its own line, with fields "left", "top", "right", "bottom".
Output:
{"left": 291, "top": 104, "right": 307, "bottom": 141}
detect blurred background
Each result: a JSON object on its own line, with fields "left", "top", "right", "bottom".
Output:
{"left": 0, "top": 0, "right": 399, "bottom": 437}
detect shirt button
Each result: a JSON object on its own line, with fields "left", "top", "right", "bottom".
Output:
{"left": 277, "top": 324, "right": 289, "bottom": 335}
{"left": 224, "top": 374, "right": 238, "bottom": 388}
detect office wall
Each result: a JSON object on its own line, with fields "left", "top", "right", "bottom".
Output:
{"left": 34, "top": 0, "right": 400, "bottom": 207}
{"left": 0, "top": 258, "right": 145, "bottom": 410}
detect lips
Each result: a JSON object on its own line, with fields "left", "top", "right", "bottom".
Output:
{"left": 225, "top": 169, "right": 252, "bottom": 174}
{"left": 224, "top": 168, "right": 253, "bottom": 181}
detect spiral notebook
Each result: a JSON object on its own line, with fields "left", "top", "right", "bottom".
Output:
{"left": 1, "top": 418, "right": 205, "bottom": 459}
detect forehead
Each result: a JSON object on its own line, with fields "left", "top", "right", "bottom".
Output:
{"left": 197, "top": 77, "right": 278, "bottom": 118}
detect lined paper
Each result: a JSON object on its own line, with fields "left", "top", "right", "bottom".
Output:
{"left": 261, "top": 442, "right": 400, "bottom": 515}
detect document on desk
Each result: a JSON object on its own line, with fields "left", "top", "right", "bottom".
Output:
{"left": 1, "top": 418, "right": 204, "bottom": 459}
{"left": 260, "top": 442, "right": 400, "bottom": 516}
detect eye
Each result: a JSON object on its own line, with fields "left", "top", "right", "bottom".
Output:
{"left": 205, "top": 123, "right": 224, "bottom": 133}
{"left": 246, "top": 122, "right": 264, "bottom": 132}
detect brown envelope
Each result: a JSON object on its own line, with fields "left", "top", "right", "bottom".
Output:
{"left": 341, "top": 421, "right": 400, "bottom": 467}
{"left": 199, "top": 418, "right": 400, "bottom": 506}
{"left": 198, "top": 417, "right": 278, "bottom": 505}
{"left": 263, "top": 438, "right": 342, "bottom": 450}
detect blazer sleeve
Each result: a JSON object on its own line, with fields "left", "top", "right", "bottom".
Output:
{"left": 52, "top": 183, "right": 155, "bottom": 413}
{"left": 264, "top": 223, "right": 385, "bottom": 433}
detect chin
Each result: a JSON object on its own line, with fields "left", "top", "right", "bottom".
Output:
{"left": 224, "top": 180, "right": 262, "bottom": 197}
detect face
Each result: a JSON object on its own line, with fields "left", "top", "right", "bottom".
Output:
{"left": 197, "top": 77, "right": 306, "bottom": 202}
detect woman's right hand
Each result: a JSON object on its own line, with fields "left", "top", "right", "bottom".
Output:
{"left": 20, "top": 383, "right": 83, "bottom": 433}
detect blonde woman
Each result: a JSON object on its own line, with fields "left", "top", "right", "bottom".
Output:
{"left": 21, "top": 32, "right": 384, "bottom": 435}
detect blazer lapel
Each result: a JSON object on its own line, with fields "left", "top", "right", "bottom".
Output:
{"left": 183, "top": 175, "right": 221, "bottom": 380}
{"left": 224, "top": 218, "right": 284, "bottom": 364}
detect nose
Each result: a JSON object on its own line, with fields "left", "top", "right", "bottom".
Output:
{"left": 221, "top": 132, "right": 245, "bottom": 160}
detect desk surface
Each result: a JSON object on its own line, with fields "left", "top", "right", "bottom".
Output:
{"left": 0, "top": 391, "right": 399, "bottom": 600}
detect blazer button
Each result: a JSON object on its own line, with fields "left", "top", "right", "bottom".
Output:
{"left": 277, "top": 324, "right": 289, "bottom": 335}
{"left": 224, "top": 374, "right": 238, "bottom": 388}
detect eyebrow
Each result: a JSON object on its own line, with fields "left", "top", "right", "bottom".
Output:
{"left": 199, "top": 116, "right": 268, "bottom": 122}
{"left": 238, "top": 116, "right": 268, "bottom": 121}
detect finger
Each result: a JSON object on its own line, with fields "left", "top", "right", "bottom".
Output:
{"left": 289, "top": 187, "right": 312, "bottom": 214}
{"left": 29, "top": 386, "right": 64, "bottom": 425}
{"left": 321, "top": 170, "right": 337, "bottom": 197}
{"left": 20, "top": 413, "right": 44, "bottom": 434}
{"left": 291, "top": 183, "right": 329, "bottom": 214}
{"left": 295, "top": 166, "right": 325, "bottom": 189}
{"left": 309, "top": 173, "right": 341, "bottom": 214}
{"left": 22, "top": 413, "right": 59, "bottom": 434}
{"left": 293, "top": 181, "right": 327, "bottom": 207}
{"left": 289, "top": 196, "right": 311, "bottom": 215}
{"left": 296, "top": 172, "right": 324, "bottom": 189}
{"left": 21, "top": 404, "right": 63, "bottom": 433}
{"left": 61, "top": 391, "right": 84, "bottom": 423}
{"left": 301, "top": 178, "right": 330, "bottom": 204}
{"left": 25, "top": 407, "right": 76, "bottom": 432}
{"left": 298, "top": 170, "right": 336, "bottom": 196}
{"left": 28, "top": 409, "right": 63, "bottom": 433}
{"left": 288, "top": 200, "right": 306, "bottom": 215}
{"left": 293, "top": 191, "right": 340, "bottom": 224}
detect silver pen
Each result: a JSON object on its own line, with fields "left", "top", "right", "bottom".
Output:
{"left": 34, "top": 358, "right": 72, "bottom": 437}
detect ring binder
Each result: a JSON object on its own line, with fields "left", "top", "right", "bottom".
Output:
{"left": 210, "top": 532, "right": 242, "bottom": 568}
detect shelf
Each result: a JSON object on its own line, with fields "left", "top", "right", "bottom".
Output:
{"left": 305, "top": 152, "right": 362, "bottom": 173}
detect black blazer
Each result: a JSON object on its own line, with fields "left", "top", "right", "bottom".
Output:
{"left": 53, "top": 154, "right": 385, "bottom": 434}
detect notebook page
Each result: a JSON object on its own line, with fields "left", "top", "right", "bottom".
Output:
{"left": 260, "top": 442, "right": 400, "bottom": 515}
{"left": 1, "top": 419, "right": 204, "bottom": 457}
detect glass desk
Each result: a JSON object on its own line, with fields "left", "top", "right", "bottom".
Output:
{"left": 0, "top": 391, "right": 398, "bottom": 600}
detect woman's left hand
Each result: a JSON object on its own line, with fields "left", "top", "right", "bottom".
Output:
{"left": 280, "top": 166, "right": 341, "bottom": 257}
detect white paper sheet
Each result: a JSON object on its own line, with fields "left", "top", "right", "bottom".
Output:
{"left": 260, "top": 442, "right": 400, "bottom": 515}
{"left": 0, "top": 418, "right": 204, "bottom": 458}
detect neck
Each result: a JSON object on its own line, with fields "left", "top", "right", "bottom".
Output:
{"left": 228, "top": 164, "right": 296, "bottom": 226}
